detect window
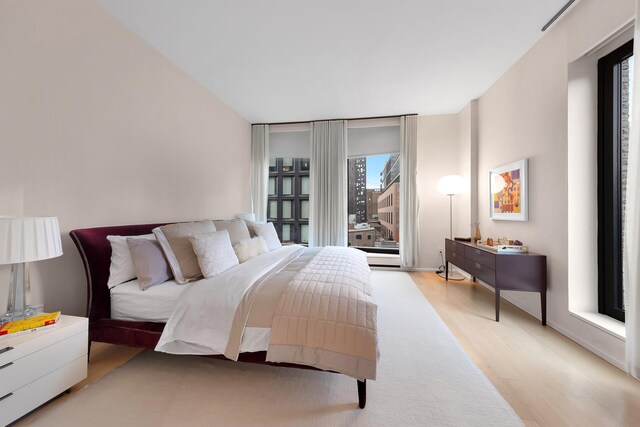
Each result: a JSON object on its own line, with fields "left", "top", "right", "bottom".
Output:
{"left": 597, "top": 39, "right": 633, "bottom": 322}
{"left": 347, "top": 154, "right": 400, "bottom": 252}
{"left": 267, "top": 158, "right": 310, "bottom": 244}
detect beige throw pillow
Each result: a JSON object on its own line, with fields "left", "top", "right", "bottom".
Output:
{"left": 212, "top": 219, "right": 251, "bottom": 246}
{"left": 189, "top": 230, "right": 239, "bottom": 278}
{"left": 153, "top": 220, "right": 216, "bottom": 284}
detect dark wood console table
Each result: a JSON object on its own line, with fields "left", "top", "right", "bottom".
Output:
{"left": 445, "top": 238, "right": 547, "bottom": 325}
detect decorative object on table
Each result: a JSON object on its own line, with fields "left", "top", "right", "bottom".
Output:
{"left": 489, "top": 158, "right": 528, "bottom": 221}
{"left": 0, "top": 310, "right": 61, "bottom": 338}
{"left": 437, "top": 175, "right": 466, "bottom": 280}
{"left": 473, "top": 223, "right": 482, "bottom": 242}
{"left": 0, "top": 216, "right": 63, "bottom": 322}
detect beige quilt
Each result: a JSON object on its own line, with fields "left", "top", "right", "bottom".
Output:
{"left": 266, "top": 247, "right": 378, "bottom": 380}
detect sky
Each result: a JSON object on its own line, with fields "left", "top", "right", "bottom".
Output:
{"left": 366, "top": 154, "right": 391, "bottom": 189}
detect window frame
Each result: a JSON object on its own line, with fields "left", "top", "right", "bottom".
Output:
{"left": 597, "top": 39, "right": 633, "bottom": 322}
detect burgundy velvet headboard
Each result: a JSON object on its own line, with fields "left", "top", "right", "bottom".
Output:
{"left": 69, "top": 223, "right": 167, "bottom": 322}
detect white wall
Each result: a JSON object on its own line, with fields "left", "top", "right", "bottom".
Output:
{"left": 417, "top": 114, "right": 460, "bottom": 269}
{"left": 0, "top": 0, "right": 251, "bottom": 316}
{"left": 476, "top": 0, "right": 634, "bottom": 367}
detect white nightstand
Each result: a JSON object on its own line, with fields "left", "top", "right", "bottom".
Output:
{"left": 0, "top": 315, "right": 88, "bottom": 426}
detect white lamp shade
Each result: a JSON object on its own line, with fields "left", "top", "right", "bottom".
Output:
{"left": 437, "top": 175, "right": 465, "bottom": 196}
{"left": 491, "top": 173, "right": 507, "bottom": 194}
{"left": 0, "top": 216, "right": 63, "bottom": 264}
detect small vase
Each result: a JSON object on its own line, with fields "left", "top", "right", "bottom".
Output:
{"left": 474, "top": 224, "right": 481, "bottom": 242}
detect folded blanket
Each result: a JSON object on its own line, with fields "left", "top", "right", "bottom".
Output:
{"left": 266, "top": 247, "right": 378, "bottom": 380}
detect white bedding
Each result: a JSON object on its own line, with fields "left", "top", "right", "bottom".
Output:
{"left": 110, "top": 279, "right": 272, "bottom": 352}
{"left": 155, "top": 245, "right": 305, "bottom": 356}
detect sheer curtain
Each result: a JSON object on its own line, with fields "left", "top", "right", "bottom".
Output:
{"left": 399, "top": 115, "right": 419, "bottom": 268}
{"left": 309, "top": 120, "right": 347, "bottom": 247}
{"left": 250, "top": 124, "right": 269, "bottom": 222}
{"left": 625, "top": 1, "right": 640, "bottom": 380}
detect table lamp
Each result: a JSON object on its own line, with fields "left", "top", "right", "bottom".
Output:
{"left": 0, "top": 217, "right": 63, "bottom": 321}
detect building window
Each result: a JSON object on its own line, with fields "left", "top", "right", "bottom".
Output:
{"left": 597, "top": 39, "right": 633, "bottom": 322}
{"left": 347, "top": 154, "right": 400, "bottom": 252}
{"left": 268, "top": 158, "right": 310, "bottom": 244}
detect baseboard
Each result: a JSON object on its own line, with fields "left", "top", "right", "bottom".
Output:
{"left": 473, "top": 281, "right": 626, "bottom": 370}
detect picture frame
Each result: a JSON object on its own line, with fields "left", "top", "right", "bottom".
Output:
{"left": 489, "top": 158, "right": 528, "bottom": 221}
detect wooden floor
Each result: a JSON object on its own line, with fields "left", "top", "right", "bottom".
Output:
{"left": 14, "top": 272, "right": 640, "bottom": 426}
{"left": 411, "top": 272, "right": 640, "bottom": 427}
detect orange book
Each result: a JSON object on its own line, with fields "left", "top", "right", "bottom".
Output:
{"left": 0, "top": 311, "right": 61, "bottom": 337}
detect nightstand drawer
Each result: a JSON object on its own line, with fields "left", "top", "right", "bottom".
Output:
{"left": 0, "top": 317, "right": 87, "bottom": 367}
{"left": 0, "top": 355, "right": 87, "bottom": 426}
{"left": 0, "top": 329, "right": 88, "bottom": 397}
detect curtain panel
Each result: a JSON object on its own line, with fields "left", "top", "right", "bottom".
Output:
{"left": 309, "top": 120, "right": 348, "bottom": 247}
{"left": 399, "top": 115, "right": 420, "bottom": 268}
{"left": 625, "top": 0, "right": 640, "bottom": 380}
{"left": 251, "top": 124, "right": 269, "bottom": 222}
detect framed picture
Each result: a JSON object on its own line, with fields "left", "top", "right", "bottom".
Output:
{"left": 489, "top": 158, "right": 528, "bottom": 221}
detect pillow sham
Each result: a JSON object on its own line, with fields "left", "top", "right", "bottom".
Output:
{"left": 252, "top": 222, "right": 282, "bottom": 251}
{"left": 106, "top": 233, "right": 155, "bottom": 288}
{"left": 127, "top": 238, "right": 173, "bottom": 291}
{"left": 189, "top": 230, "right": 239, "bottom": 278}
{"left": 242, "top": 219, "right": 266, "bottom": 238}
{"left": 234, "top": 236, "right": 268, "bottom": 263}
{"left": 212, "top": 219, "right": 251, "bottom": 246}
{"left": 153, "top": 220, "right": 217, "bottom": 284}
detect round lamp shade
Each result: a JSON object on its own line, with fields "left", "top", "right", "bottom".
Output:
{"left": 437, "top": 175, "right": 465, "bottom": 196}
{"left": 0, "top": 216, "right": 63, "bottom": 264}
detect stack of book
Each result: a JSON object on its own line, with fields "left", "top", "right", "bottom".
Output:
{"left": 0, "top": 311, "right": 62, "bottom": 338}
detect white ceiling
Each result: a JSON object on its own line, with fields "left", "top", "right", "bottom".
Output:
{"left": 95, "top": 0, "right": 570, "bottom": 123}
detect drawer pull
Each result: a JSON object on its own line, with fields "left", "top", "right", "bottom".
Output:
{"left": 0, "top": 392, "right": 12, "bottom": 402}
{"left": 0, "top": 346, "right": 13, "bottom": 355}
{"left": 0, "top": 362, "right": 13, "bottom": 371}
{"left": 475, "top": 263, "right": 481, "bottom": 269}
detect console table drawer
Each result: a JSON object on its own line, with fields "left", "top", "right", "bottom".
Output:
{"left": 445, "top": 240, "right": 465, "bottom": 256}
{"left": 465, "top": 246, "right": 496, "bottom": 269}
{"left": 446, "top": 250, "right": 464, "bottom": 266}
{"left": 465, "top": 259, "right": 496, "bottom": 286}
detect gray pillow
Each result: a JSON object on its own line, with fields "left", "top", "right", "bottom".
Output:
{"left": 126, "top": 238, "right": 173, "bottom": 290}
{"left": 252, "top": 222, "right": 282, "bottom": 251}
{"left": 213, "top": 219, "right": 251, "bottom": 246}
{"left": 153, "top": 220, "right": 217, "bottom": 284}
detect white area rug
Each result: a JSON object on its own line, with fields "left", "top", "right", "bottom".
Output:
{"left": 32, "top": 271, "right": 522, "bottom": 426}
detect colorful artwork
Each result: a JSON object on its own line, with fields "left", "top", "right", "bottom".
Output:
{"left": 489, "top": 159, "right": 528, "bottom": 221}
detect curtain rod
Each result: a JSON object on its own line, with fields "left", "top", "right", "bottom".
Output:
{"left": 253, "top": 113, "right": 418, "bottom": 127}
{"left": 541, "top": 0, "right": 577, "bottom": 32}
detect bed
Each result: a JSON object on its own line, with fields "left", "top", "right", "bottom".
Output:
{"left": 70, "top": 223, "right": 377, "bottom": 408}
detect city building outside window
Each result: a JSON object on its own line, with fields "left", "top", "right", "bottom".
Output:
{"left": 268, "top": 158, "right": 310, "bottom": 244}
{"left": 347, "top": 153, "right": 400, "bottom": 252}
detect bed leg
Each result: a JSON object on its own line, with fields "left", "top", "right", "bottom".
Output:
{"left": 357, "top": 380, "right": 366, "bottom": 409}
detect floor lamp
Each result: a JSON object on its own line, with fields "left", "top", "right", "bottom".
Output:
{"left": 437, "top": 175, "right": 465, "bottom": 280}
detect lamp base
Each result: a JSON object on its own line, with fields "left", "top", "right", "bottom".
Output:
{"left": 2, "top": 304, "right": 45, "bottom": 323}
{"left": 437, "top": 271, "right": 465, "bottom": 281}
{"left": 2, "top": 263, "right": 43, "bottom": 323}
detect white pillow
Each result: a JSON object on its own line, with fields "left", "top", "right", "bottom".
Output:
{"left": 106, "top": 234, "right": 155, "bottom": 288}
{"left": 233, "top": 236, "right": 268, "bottom": 263}
{"left": 252, "top": 222, "right": 282, "bottom": 251}
{"left": 189, "top": 230, "right": 239, "bottom": 278}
